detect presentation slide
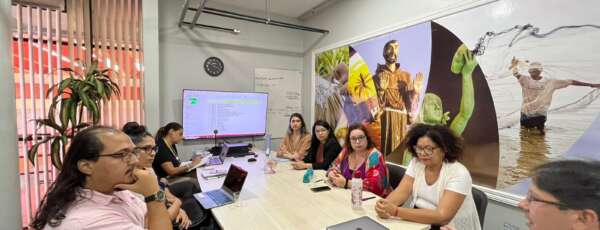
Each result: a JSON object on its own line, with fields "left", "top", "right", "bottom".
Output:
{"left": 182, "top": 90, "right": 268, "bottom": 139}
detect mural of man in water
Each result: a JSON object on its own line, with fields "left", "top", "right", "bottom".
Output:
{"left": 509, "top": 57, "right": 600, "bottom": 134}
{"left": 373, "top": 40, "right": 416, "bottom": 156}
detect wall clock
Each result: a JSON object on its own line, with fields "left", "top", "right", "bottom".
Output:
{"left": 204, "top": 56, "right": 224, "bottom": 77}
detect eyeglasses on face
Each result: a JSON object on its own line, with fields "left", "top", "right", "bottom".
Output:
{"left": 315, "top": 128, "right": 329, "bottom": 134}
{"left": 350, "top": 135, "right": 367, "bottom": 143}
{"left": 413, "top": 145, "right": 439, "bottom": 156}
{"left": 98, "top": 150, "right": 138, "bottom": 160}
{"left": 134, "top": 145, "right": 158, "bottom": 155}
{"left": 524, "top": 191, "right": 570, "bottom": 209}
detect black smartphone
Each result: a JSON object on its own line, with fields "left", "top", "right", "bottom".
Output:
{"left": 310, "top": 186, "right": 331, "bottom": 192}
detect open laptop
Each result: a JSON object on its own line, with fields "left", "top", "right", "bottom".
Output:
{"left": 326, "top": 216, "right": 389, "bottom": 230}
{"left": 207, "top": 144, "right": 228, "bottom": 166}
{"left": 194, "top": 164, "right": 248, "bottom": 209}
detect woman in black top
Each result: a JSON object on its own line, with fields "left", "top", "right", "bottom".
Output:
{"left": 291, "top": 120, "right": 342, "bottom": 170}
{"left": 154, "top": 122, "right": 203, "bottom": 180}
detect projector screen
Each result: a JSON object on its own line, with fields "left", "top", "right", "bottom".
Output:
{"left": 182, "top": 90, "right": 268, "bottom": 139}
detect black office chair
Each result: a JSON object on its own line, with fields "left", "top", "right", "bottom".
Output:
{"left": 386, "top": 162, "right": 406, "bottom": 189}
{"left": 472, "top": 187, "right": 488, "bottom": 227}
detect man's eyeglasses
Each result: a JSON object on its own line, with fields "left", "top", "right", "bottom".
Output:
{"left": 350, "top": 135, "right": 367, "bottom": 143}
{"left": 525, "top": 192, "right": 569, "bottom": 209}
{"left": 413, "top": 145, "right": 438, "bottom": 156}
{"left": 99, "top": 150, "right": 138, "bottom": 160}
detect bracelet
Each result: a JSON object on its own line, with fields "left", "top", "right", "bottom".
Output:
{"left": 344, "top": 178, "right": 348, "bottom": 189}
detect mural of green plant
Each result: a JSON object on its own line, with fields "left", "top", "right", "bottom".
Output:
{"left": 315, "top": 46, "right": 349, "bottom": 78}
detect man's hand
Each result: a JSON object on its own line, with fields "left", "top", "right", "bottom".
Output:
{"left": 461, "top": 49, "right": 478, "bottom": 76}
{"left": 510, "top": 56, "right": 519, "bottom": 70}
{"left": 115, "top": 168, "right": 160, "bottom": 197}
{"left": 175, "top": 209, "right": 191, "bottom": 230}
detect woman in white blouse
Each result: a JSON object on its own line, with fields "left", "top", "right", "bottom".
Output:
{"left": 375, "top": 124, "right": 480, "bottom": 230}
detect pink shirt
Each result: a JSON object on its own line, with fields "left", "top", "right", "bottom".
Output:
{"left": 44, "top": 189, "right": 147, "bottom": 230}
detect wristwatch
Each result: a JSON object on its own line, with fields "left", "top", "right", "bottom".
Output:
{"left": 144, "top": 190, "right": 166, "bottom": 203}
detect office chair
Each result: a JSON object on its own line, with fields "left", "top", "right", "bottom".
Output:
{"left": 386, "top": 162, "right": 406, "bottom": 189}
{"left": 472, "top": 187, "right": 488, "bottom": 227}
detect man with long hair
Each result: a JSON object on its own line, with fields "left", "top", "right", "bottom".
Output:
{"left": 31, "top": 126, "right": 171, "bottom": 230}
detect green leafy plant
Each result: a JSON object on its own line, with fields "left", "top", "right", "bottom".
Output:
{"left": 27, "top": 60, "right": 120, "bottom": 170}
{"left": 315, "top": 46, "right": 349, "bottom": 78}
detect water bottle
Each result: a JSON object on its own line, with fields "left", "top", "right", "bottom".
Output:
{"left": 303, "top": 166, "right": 314, "bottom": 183}
{"left": 351, "top": 170, "right": 363, "bottom": 209}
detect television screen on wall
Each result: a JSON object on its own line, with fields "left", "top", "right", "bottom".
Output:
{"left": 182, "top": 89, "right": 268, "bottom": 139}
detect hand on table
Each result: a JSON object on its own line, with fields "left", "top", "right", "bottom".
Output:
{"left": 375, "top": 199, "right": 396, "bottom": 219}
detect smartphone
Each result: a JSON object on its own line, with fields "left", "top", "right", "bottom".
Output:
{"left": 310, "top": 186, "right": 331, "bottom": 192}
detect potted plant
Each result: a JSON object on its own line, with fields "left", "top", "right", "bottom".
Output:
{"left": 27, "top": 59, "right": 120, "bottom": 170}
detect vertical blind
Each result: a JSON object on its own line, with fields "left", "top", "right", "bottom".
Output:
{"left": 11, "top": 0, "right": 144, "bottom": 227}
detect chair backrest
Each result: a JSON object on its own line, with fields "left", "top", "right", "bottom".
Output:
{"left": 472, "top": 187, "right": 488, "bottom": 227}
{"left": 386, "top": 162, "right": 406, "bottom": 189}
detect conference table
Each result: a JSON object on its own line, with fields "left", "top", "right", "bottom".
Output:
{"left": 196, "top": 150, "right": 430, "bottom": 230}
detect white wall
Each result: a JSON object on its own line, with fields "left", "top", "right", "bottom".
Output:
{"left": 301, "top": 0, "right": 527, "bottom": 229}
{"left": 0, "top": 0, "right": 23, "bottom": 228}
{"left": 157, "top": 1, "right": 306, "bottom": 157}
{"left": 143, "top": 0, "right": 161, "bottom": 134}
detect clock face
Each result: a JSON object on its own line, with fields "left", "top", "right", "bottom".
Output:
{"left": 204, "top": 57, "right": 224, "bottom": 77}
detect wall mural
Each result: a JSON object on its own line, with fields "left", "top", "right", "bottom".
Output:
{"left": 314, "top": 0, "right": 600, "bottom": 193}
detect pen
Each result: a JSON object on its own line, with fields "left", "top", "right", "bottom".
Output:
{"left": 313, "top": 179, "right": 324, "bottom": 183}
{"left": 362, "top": 196, "right": 376, "bottom": 201}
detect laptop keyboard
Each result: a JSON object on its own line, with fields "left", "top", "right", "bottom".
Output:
{"left": 209, "top": 157, "right": 222, "bottom": 165}
{"left": 207, "top": 190, "right": 231, "bottom": 204}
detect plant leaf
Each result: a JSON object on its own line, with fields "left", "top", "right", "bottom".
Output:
{"left": 50, "top": 137, "right": 63, "bottom": 170}
{"left": 27, "top": 137, "right": 53, "bottom": 165}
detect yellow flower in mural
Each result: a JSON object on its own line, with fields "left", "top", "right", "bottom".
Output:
{"left": 348, "top": 51, "right": 377, "bottom": 104}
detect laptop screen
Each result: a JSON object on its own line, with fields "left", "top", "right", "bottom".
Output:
{"left": 223, "top": 164, "right": 248, "bottom": 193}
{"left": 219, "top": 144, "right": 228, "bottom": 159}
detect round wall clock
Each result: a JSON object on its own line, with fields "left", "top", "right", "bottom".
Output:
{"left": 204, "top": 56, "right": 224, "bottom": 77}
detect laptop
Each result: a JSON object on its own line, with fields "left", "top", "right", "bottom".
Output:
{"left": 194, "top": 164, "right": 248, "bottom": 209}
{"left": 207, "top": 144, "right": 228, "bottom": 166}
{"left": 326, "top": 216, "right": 389, "bottom": 230}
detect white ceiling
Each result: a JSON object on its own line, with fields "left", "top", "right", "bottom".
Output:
{"left": 208, "top": 0, "right": 330, "bottom": 19}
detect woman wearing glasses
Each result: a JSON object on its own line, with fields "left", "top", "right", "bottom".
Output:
{"left": 123, "top": 122, "right": 212, "bottom": 230}
{"left": 326, "top": 123, "right": 390, "bottom": 197}
{"left": 291, "top": 120, "right": 342, "bottom": 170}
{"left": 518, "top": 160, "right": 600, "bottom": 230}
{"left": 374, "top": 124, "right": 480, "bottom": 230}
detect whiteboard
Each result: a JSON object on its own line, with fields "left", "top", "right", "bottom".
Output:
{"left": 254, "top": 68, "right": 302, "bottom": 138}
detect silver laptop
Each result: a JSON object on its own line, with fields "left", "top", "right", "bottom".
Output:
{"left": 326, "top": 216, "right": 389, "bottom": 230}
{"left": 194, "top": 164, "right": 248, "bottom": 209}
{"left": 207, "top": 144, "right": 228, "bottom": 166}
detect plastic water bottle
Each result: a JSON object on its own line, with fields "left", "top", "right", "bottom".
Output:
{"left": 351, "top": 170, "right": 363, "bottom": 209}
{"left": 303, "top": 166, "right": 314, "bottom": 183}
